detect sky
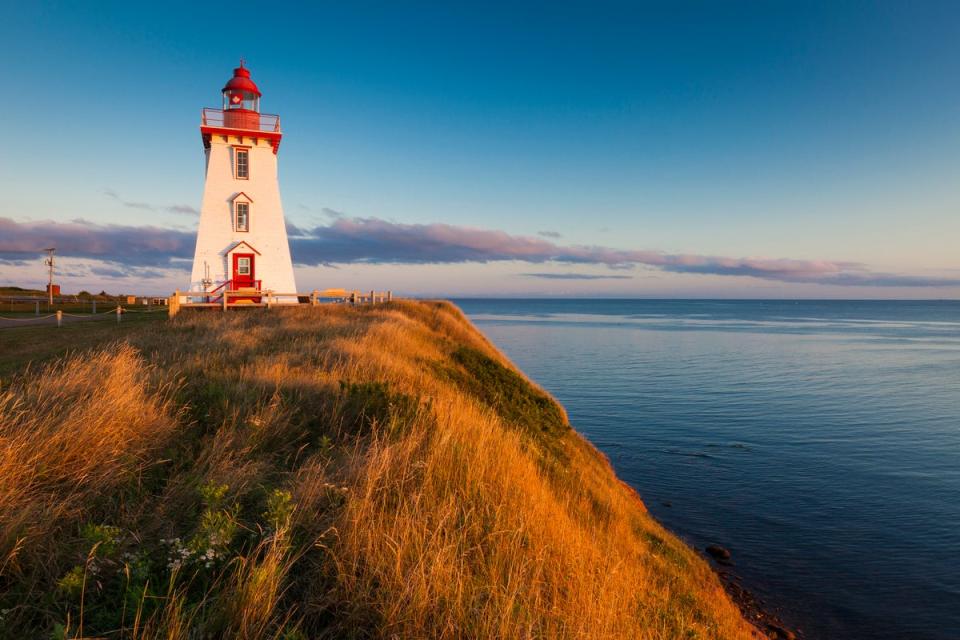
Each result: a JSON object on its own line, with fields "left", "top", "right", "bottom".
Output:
{"left": 1, "top": 1, "right": 958, "bottom": 298}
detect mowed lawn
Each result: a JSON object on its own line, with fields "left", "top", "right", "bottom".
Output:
{"left": 0, "top": 312, "right": 166, "bottom": 380}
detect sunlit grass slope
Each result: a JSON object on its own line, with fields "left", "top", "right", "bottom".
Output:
{"left": 0, "top": 301, "right": 757, "bottom": 639}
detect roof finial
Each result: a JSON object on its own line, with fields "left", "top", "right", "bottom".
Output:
{"left": 239, "top": 57, "right": 246, "bottom": 68}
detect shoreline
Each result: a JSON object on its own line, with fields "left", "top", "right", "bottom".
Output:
{"left": 712, "top": 560, "right": 799, "bottom": 640}
{"left": 609, "top": 453, "right": 798, "bottom": 639}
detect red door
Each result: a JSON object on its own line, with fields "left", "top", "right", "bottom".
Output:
{"left": 232, "top": 253, "right": 256, "bottom": 289}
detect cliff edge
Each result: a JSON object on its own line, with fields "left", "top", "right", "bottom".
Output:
{"left": 0, "top": 300, "right": 758, "bottom": 638}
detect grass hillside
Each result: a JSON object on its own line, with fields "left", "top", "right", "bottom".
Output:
{"left": 0, "top": 301, "right": 758, "bottom": 639}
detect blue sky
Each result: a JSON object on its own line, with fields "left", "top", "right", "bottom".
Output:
{"left": 1, "top": 1, "right": 958, "bottom": 297}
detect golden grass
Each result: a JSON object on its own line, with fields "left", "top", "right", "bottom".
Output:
{"left": 0, "top": 346, "right": 178, "bottom": 580}
{"left": 0, "top": 301, "right": 759, "bottom": 639}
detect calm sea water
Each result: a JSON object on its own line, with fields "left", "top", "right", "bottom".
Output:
{"left": 453, "top": 299, "right": 960, "bottom": 640}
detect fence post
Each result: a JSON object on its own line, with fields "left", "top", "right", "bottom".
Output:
{"left": 170, "top": 290, "right": 179, "bottom": 317}
{"left": 223, "top": 290, "right": 228, "bottom": 311}
{"left": 266, "top": 291, "right": 273, "bottom": 310}
{"left": 387, "top": 290, "right": 393, "bottom": 302}
{"left": 56, "top": 310, "right": 62, "bottom": 327}
{"left": 116, "top": 305, "right": 122, "bottom": 324}
{"left": 311, "top": 290, "right": 318, "bottom": 306}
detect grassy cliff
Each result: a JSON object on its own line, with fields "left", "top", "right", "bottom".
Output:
{"left": 0, "top": 301, "right": 757, "bottom": 639}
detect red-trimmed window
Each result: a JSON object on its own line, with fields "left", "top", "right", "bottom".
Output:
{"left": 235, "top": 201, "right": 249, "bottom": 232}
{"left": 235, "top": 148, "right": 249, "bottom": 179}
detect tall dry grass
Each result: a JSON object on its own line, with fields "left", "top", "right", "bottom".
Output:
{"left": 0, "top": 346, "right": 178, "bottom": 580}
{"left": 0, "top": 301, "right": 760, "bottom": 639}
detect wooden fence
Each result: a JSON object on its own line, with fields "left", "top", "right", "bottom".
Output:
{"left": 169, "top": 289, "right": 393, "bottom": 317}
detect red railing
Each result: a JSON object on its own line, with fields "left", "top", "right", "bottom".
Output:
{"left": 201, "top": 108, "right": 281, "bottom": 133}
{"left": 207, "top": 279, "right": 231, "bottom": 303}
{"left": 206, "top": 279, "right": 262, "bottom": 303}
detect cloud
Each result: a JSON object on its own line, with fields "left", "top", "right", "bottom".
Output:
{"left": 166, "top": 204, "right": 199, "bottom": 216}
{"left": 522, "top": 272, "right": 633, "bottom": 280}
{"left": 103, "top": 188, "right": 152, "bottom": 210}
{"left": 90, "top": 266, "right": 133, "bottom": 278}
{"left": 90, "top": 265, "right": 169, "bottom": 279}
{"left": 287, "top": 216, "right": 960, "bottom": 287}
{"left": 538, "top": 230, "right": 562, "bottom": 239}
{"left": 286, "top": 220, "right": 306, "bottom": 236}
{"left": 103, "top": 189, "right": 198, "bottom": 215}
{"left": 321, "top": 207, "right": 346, "bottom": 220}
{"left": 0, "top": 217, "right": 194, "bottom": 269}
{"left": 2, "top": 214, "right": 957, "bottom": 289}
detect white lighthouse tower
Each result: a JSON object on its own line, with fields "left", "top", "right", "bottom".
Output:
{"left": 190, "top": 62, "right": 297, "bottom": 302}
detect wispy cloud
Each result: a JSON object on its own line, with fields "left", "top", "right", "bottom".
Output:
{"left": 538, "top": 230, "right": 562, "bottom": 239}
{"left": 166, "top": 204, "right": 200, "bottom": 216}
{"left": 89, "top": 265, "right": 170, "bottom": 279}
{"left": 103, "top": 189, "right": 198, "bottom": 216}
{"left": 522, "top": 272, "right": 633, "bottom": 280}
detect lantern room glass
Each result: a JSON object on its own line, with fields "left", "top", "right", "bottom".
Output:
{"left": 223, "top": 90, "right": 260, "bottom": 112}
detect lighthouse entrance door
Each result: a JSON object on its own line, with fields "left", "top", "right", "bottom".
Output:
{"left": 232, "top": 253, "right": 256, "bottom": 289}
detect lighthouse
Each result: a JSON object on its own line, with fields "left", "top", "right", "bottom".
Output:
{"left": 190, "top": 62, "right": 297, "bottom": 302}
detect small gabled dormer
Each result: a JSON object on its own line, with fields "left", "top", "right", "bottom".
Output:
{"left": 224, "top": 240, "right": 261, "bottom": 257}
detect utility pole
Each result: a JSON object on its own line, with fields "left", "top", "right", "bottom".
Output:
{"left": 44, "top": 247, "right": 55, "bottom": 308}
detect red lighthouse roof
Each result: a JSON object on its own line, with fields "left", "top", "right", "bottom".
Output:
{"left": 222, "top": 62, "right": 261, "bottom": 97}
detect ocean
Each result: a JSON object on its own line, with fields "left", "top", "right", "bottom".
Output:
{"left": 454, "top": 299, "right": 960, "bottom": 640}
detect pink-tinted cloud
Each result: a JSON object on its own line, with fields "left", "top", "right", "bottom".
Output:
{"left": 289, "top": 217, "right": 958, "bottom": 287}
{"left": 522, "top": 272, "right": 633, "bottom": 280}
{"left": 2, "top": 215, "right": 956, "bottom": 288}
{"left": 0, "top": 217, "right": 194, "bottom": 268}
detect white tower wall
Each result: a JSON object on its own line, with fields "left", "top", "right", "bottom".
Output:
{"left": 190, "top": 134, "right": 297, "bottom": 300}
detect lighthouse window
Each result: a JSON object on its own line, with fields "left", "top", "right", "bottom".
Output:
{"left": 235, "top": 202, "right": 249, "bottom": 232}
{"left": 235, "top": 148, "right": 249, "bottom": 179}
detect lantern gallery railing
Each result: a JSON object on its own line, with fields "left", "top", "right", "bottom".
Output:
{"left": 201, "top": 108, "right": 281, "bottom": 133}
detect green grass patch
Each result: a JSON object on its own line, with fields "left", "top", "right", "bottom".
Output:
{"left": 337, "top": 380, "right": 420, "bottom": 438}
{"left": 444, "top": 346, "right": 569, "bottom": 459}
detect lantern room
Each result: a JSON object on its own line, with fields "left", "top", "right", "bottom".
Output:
{"left": 221, "top": 62, "right": 261, "bottom": 130}
{"left": 222, "top": 61, "right": 260, "bottom": 111}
